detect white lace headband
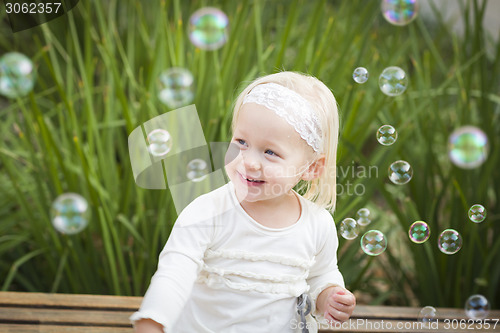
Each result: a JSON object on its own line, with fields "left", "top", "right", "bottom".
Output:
{"left": 242, "top": 82, "right": 323, "bottom": 152}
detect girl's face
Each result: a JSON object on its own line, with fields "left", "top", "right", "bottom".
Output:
{"left": 225, "top": 103, "right": 316, "bottom": 205}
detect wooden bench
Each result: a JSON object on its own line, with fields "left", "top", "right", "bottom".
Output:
{"left": 0, "top": 291, "right": 498, "bottom": 332}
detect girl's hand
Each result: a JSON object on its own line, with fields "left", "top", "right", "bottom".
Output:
{"left": 134, "top": 319, "right": 164, "bottom": 333}
{"left": 318, "top": 286, "right": 356, "bottom": 324}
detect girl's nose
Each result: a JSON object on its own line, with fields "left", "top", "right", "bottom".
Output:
{"left": 243, "top": 151, "right": 261, "bottom": 171}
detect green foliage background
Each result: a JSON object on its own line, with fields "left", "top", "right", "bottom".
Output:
{"left": 1, "top": 0, "right": 498, "bottom": 309}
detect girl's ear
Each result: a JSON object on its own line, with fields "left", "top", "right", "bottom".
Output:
{"left": 301, "top": 154, "right": 326, "bottom": 181}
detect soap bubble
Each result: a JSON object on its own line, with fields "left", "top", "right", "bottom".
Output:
{"left": 438, "top": 229, "right": 462, "bottom": 255}
{"left": 0, "top": 52, "right": 36, "bottom": 98}
{"left": 376, "top": 125, "right": 398, "bottom": 146}
{"left": 379, "top": 66, "right": 408, "bottom": 96}
{"left": 356, "top": 208, "right": 371, "bottom": 226}
{"left": 353, "top": 67, "right": 369, "bottom": 84}
{"left": 157, "top": 67, "right": 194, "bottom": 108}
{"left": 340, "top": 218, "right": 359, "bottom": 240}
{"left": 147, "top": 129, "right": 172, "bottom": 157}
{"left": 189, "top": 7, "right": 229, "bottom": 50}
{"left": 388, "top": 160, "right": 413, "bottom": 185}
{"left": 468, "top": 204, "right": 486, "bottom": 223}
{"left": 360, "top": 230, "right": 387, "bottom": 256}
{"left": 448, "top": 126, "right": 488, "bottom": 169}
{"left": 51, "top": 193, "right": 90, "bottom": 235}
{"left": 465, "top": 294, "right": 490, "bottom": 319}
{"left": 381, "top": 0, "right": 419, "bottom": 26}
{"left": 418, "top": 306, "right": 437, "bottom": 323}
{"left": 409, "top": 221, "right": 430, "bottom": 244}
{"left": 187, "top": 159, "right": 209, "bottom": 182}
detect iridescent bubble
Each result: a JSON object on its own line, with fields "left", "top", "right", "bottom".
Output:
{"left": 187, "top": 158, "right": 209, "bottom": 182}
{"left": 388, "top": 160, "right": 413, "bottom": 185}
{"left": 356, "top": 208, "right": 371, "bottom": 227}
{"left": 353, "top": 67, "right": 369, "bottom": 84}
{"left": 381, "top": 0, "right": 419, "bottom": 26}
{"left": 438, "top": 229, "right": 462, "bottom": 255}
{"left": 147, "top": 129, "right": 172, "bottom": 157}
{"left": 360, "top": 230, "right": 387, "bottom": 256}
{"left": 0, "top": 52, "right": 36, "bottom": 98}
{"left": 379, "top": 66, "right": 408, "bottom": 96}
{"left": 376, "top": 125, "right": 398, "bottom": 146}
{"left": 409, "top": 221, "right": 430, "bottom": 244}
{"left": 418, "top": 306, "right": 437, "bottom": 323}
{"left": 189, "top": 7, "right": 229, "bottom": 51}
{"left": 448, "top": 126, "right": 488, "bottom": 169}
{"left": 465, "top": 294, "right": 490, "bottom": 319}
{"left": 157, "top": 67, "right": 194, "bottom": 108}
{"left": 340, "top": 218, "right": 359, "bottom": 240}
{"left": 468, "top": 204, "right": 486, "bottom": 223}
{"left": 51, "top": 193, "right": 90, "bottom": 235}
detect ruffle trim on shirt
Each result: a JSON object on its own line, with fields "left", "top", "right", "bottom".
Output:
{"left": 202, "top": 263, "right": 309, "bottom": 283}
{"left": 129, "top": 311, "right": 169, "bottom": 333}
{"left": 197, "top": 272, "right": 310, "bottom": 297}
{"left": 205, "top": 249, "right": 315, "bottom": 270}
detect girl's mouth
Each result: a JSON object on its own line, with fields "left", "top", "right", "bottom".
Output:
{"left": 238, "top": 172, "right": 265, "bottom": 186}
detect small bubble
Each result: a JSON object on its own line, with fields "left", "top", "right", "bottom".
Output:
{"left": 465, "top": 295, "right": 490, "bottom": 319}
{"left": 340, "top": 218, "right": 359, "bottom": 240}
{"left": 388, "top": 160, "right": 413, "bottom": 185}
{"left": 157, "top": 67, "right": 194, "bottom": 108}
{"left": 418, "top": 306, "right": 437, "bottom": 323}
{"left": 409, "top": 221, "right": 430, "bottom": 244}
{"left": 353, "top": 67, "right": 369, "bottom": 84}
{"left": 51, "top": 193, "right": 90, "bottom": 235}
{"left": 356, "top": 208, "right": 371, "bottom": 226}
{"left": 468, "top": 204, "right": 486, "bottom": 223}
{"left": 0, "top": 52, "right": 36, "bottom": 98}
{"left": 438, "top": 229, "right": 462, "bottom": 255}
{"left": 147, "top": 129, "right": 172, "bottom": 157}
{"left": 187, "top": 159, "right": 209, "bottom": 182}
{"left": 379, "top": 66, "right": 408, "bottom": 96}
{"left": 360, "top": 230, "right": 387, "bottom": 256}
{"left": 189, "top": 7, "right": 229, "bottom": 50}
{"left": 376, "top": 125, "right": 398, "bottom": 146}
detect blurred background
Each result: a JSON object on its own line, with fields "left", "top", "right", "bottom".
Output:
{"left": 0, "top": 0, "right": 498, "bottom": 311}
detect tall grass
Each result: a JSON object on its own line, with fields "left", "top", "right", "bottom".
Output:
{"left": 0, "top": 0, "right": 498, "bottom": 308}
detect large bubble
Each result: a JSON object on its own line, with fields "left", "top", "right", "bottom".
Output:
{"left": 157, "top": 67, "right": 194, "bottom": 108}
{"left": 448, "top": 126, "right": 488, "bottom": 169}
{"left": 438, "top": 229, "right": 462, "bottom": 255}
{"left": 189, "top": 7, "right": 229, "bottom": 50}
{"left": 379, "top": 66, "right": 408, "bottom": 96}
{"left": 51, "top": 193, "right": 90, "bottom": 235}
{"left": 409, "top": 221, "right": 430, "bottom": 244}
{"left": 381, "top": 0, "right": 419, "bottom": 26}
{"left": 377, "top": 125, "right": 398, "bottom": 146}
{"left": 360, "top": 230, "right": 387, "bottom": 256}
{"left": 340, "top": 218, "right": 359, "bottom": 240}
{"left": 465, "top": 294, "right": 490, "bottom": 319}
{"left": 0, "top": 52, "right": 36, "bottom": 98}
{"left": 388, "top": 160, "right": 413, "bottom": 185}
{"left": 418, "top": 306, "right": 437, "bottom": 323}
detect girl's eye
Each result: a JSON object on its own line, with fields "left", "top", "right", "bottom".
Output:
{"left": 235, "top": 139, "right": 247, "bottom": 147}
{"left": 265, "top": 149, "right": 278, "bottom": 157}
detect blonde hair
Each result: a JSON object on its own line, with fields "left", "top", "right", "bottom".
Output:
{"left": 231, "top": 71, "right": 340, "bottom": 212}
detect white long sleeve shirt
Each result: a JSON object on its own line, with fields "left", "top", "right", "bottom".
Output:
{"left": 130, "top": 181, "right": 344, "bottom": 333}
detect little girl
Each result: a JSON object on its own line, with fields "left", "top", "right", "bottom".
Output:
{"left": 131, "top": 71, "right": 356, "bottom": 333}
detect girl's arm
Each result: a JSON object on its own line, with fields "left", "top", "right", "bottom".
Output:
{"left": 134, "top": 318, "right": 164, "bottom": 333}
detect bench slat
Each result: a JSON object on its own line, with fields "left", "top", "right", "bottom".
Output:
{"left": 0, "top": 292, "right": 141, "bottom": 310}
{"left": 0, "top": 324, "right": 133, "bottom": 333}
